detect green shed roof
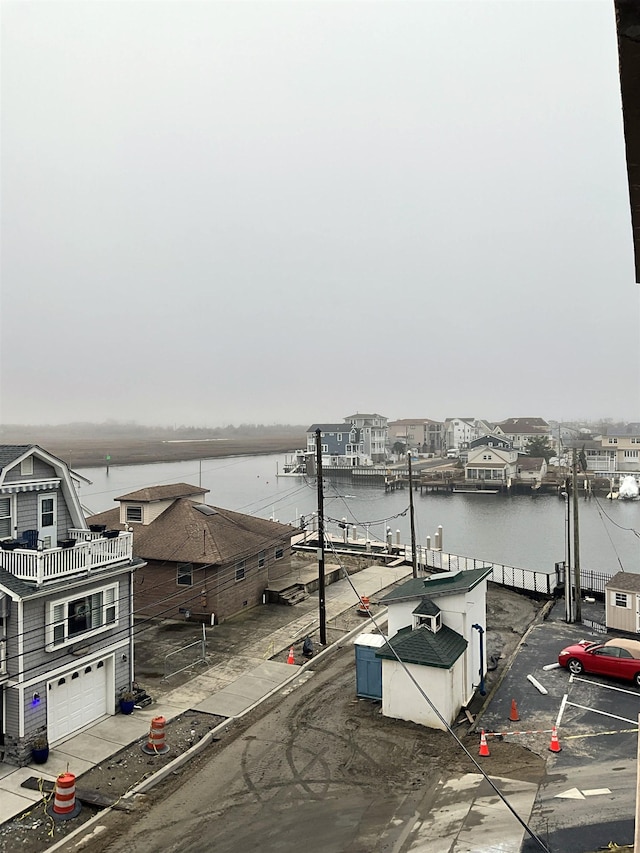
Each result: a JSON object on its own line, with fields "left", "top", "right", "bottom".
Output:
{"left": 377, "top": 567, "right": 492, "bottom": 604}
{"left": 375, "top": 624, "right": 467, "bottom": 669}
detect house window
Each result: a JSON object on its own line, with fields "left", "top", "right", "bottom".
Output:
{"left": 337, "top": 434, "right": 343, "bottom": 442}
{"left": 258, "top": 550, "right": 265, "bottom": 568}
{"left": 322, "top": 444, "right": 328, "bottom": 453}
{"left": 177, "top": 563, "right": 193, "bottom": 586}
{"left": 126, "top": 506, "right": 143, "bottom": 523}
{"left": 20, "top": 457, "right": 33, "bottom": 476}
{"left": 47, "top": 583, "right": 118, "bottom": 649}
{"left": 0, "top": 497, "right": 11, "bottom": 539}
{"left": 632, "top": 438, "right": 640, "bottom": 445}
{"left": 40, "top": 498, "right": 54, "bottom": 528}
{"left": 614, "top": 592, "right": 629, "bottom": 608}
{"left": 608, "top": 438, "right": 618, "bottom": 444}
{"left": 275, "top": 547, "right": 284, "bottom": 560}
{"left": 624, "top": 451, "right": 638, "bottom": 459}
{"left": 235, "top": 560, "right": 246, "bottom": 581}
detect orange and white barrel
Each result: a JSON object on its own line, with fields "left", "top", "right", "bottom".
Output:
{"left": 141, "top": 715, "right": 169, "bottom": 755}
{"left": 47, "top": 772, "right": 82, "bottom": 821}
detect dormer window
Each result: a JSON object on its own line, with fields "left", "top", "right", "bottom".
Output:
{"left": 126, "top": 506, "right": 143, "bottom": 523}
{"left": 415, "top": 612, "right": 442, "bottom": 633}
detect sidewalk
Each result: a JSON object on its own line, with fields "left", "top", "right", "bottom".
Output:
{"left": 0, "top": 562, "right": 410, "bottom": 826}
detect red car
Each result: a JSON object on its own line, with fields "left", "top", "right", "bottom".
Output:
{"left": 558, "top": 638, "right": 640, "bottom": 685}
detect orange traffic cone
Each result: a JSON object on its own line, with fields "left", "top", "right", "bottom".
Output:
{"left": 509, "top": 699, "right": 520, "bottom": 722}
{"left": 478, "top": 730, "right": 490, "bottom": 757}
{"left": 287, "top": 647, "right": 295, "bottom": 665}
{"left": 548, "top": 726, "right": 562, "bottom": 753}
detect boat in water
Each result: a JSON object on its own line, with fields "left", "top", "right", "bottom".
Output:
{"left": 276, "top": 451, "right": 312, "bottom": 477}
{"left": 618, "top": 475, "right": 640, "bottom": 500}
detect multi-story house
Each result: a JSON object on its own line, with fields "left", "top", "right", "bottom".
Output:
{"left": 443, "top": 418, "right": 491, "bottom": 453}
{"left": 306, "top": 424, "right": 364, "bottom": 467}
{"left": 464, "top": 446, "right": 519, "bottom": 484}
{"left": 600, "top": 424, "right": 640, "bottom": 473}
{"left": 0, "top": 445, "right": 143, "bottom": 765}
{"left": 87, "top": 483, "right": 294, "bottom": 622}
{"left": 388, "top": 419, "right": 443, "bottom": 455}
{"left": 344, "top": 413, "right": 389, "bottom": 463}
{"left": 494, "top": 418, "right": 551, "bottom": 452}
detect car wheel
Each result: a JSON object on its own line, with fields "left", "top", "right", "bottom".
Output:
{"left": 567, "top": 658, "right": 584, "bottom": 675}
{"left": 634, "top": 672, "right": 640, "bottom": 688}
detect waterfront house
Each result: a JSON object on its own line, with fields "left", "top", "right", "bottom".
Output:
{"left": 494, "top": 418, "right": 551, "bottom": 452}
{"left": 388, "top": 419, "right": 443, "bottom": 456}
{"left": 467, "top": 434, "right": 512, "bottom": 451}
{"left": 344, "top": 413, "right": 389, "bottom": 463}
{"left": 0, "top": 444, "right": 141, "bottom": 765}
{"left": 516, "top": 456, "right": 548, "bottom": 485}
{"left": 306, "top": 424, "right": 365, "bottom": 467}
{"left": 464, "top": 446, "right": 518, "bottom": 485}
{"left": 87, "top": 484, "right": 294, "bottom": 623}
{"left": 605, "top": 571, "right": 640, "bottom": 634}
{"left": 443, "top": 418, "right": 492, "bottom": 454}
{"left": 373, "top": 568, "right": 492, "bottom": 729}
{"left": 599, "top": 424, "right": 640, "bottom": 474}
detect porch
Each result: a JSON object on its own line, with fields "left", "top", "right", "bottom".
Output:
{"left": 0, "top": 531, "right": 133, "bottom": 585}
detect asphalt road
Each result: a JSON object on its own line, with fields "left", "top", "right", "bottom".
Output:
{"left": 480, "top": 606, "right": 640, "bottom": 853}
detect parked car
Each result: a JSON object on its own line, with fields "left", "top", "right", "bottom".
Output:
{"left": 558, "top": 638, "right": 640, "bottom": 685}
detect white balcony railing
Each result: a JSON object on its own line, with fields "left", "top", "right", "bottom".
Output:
{"left": 0, "top": 532, "right": 133, "bottom": 585}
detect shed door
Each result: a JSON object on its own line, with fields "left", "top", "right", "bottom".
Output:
{"left": 48, "top": 659, "right": 109, "bottom": 743}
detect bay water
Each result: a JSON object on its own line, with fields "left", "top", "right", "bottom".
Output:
{"left": 77, "top": 453, "right": 640, "bottom": 574}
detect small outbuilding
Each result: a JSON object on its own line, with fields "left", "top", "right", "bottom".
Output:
{"left": 605, "top": 571, "right": 640, "bottom": 634}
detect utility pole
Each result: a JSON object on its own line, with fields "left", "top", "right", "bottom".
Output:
{"left": 407, "top": 452, "right": 418, "bottom": 578}
{"left": 315, "top": 429, "right": 327, "bottom": 645}
{"left": 572, "top": 448, "right": 582, "bottom": 623}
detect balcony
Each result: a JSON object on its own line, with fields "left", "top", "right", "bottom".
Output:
{"left": 0, "top": 531, "right": 133, "bottom": 585}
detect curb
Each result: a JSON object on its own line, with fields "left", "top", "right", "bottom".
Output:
{"left": 45, "top": 610, "right": 387, "bottom": 851}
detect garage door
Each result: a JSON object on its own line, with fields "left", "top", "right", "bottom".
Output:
{"left": 48, "top": 659, "right": 109, "bottom": 743}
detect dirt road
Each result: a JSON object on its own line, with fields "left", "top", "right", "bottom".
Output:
{"left": 59, "top": 645, "right": 544, "bottom": 853}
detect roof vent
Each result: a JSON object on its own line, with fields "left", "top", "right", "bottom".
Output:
{"left": 194, "top": 504, "right": 218, "bottom": 516}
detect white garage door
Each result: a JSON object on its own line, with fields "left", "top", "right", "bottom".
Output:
{"left": 48, "top": 658, "right": 109, "bottom": 743}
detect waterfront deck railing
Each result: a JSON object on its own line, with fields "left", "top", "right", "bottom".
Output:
{"left": 423, "top": 549, "right": 558, "bottom": 596}
{"left": 0, "top": 532, "right": 133, "bottom": 585}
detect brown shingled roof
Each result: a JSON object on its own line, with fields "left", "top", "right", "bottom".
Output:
{"left": 116, "top": 483, "right": 209, "bottom": 502}
{"left": 88, "top": 499, "right": 294, "bottom": 565}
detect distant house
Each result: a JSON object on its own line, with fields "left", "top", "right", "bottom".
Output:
{"left": 605, "top": 571, "right": 640, "bottom": 634}
{"left": 306, "top": 424, "right": 364, "bottom": 467}
{"left": 516, "top": 456, "right": 548, "bottom": 484}
{"left": 599, "top": 424, "right": 640, "bottom": 473}
{"left": 87, "top": 484, "right": 294, "bottom": 623}
{"left": 464, "top": 446, "right": 518, "bottom": 484}
{"left": 495, "top": 418, "right": 551, "bottom": 452}
{"left": 388, "top": 419, "right": 443, "bottom": 455}
{"left": 374, "top": 568, "right": 492, "bottom": 729}
{"left": 467, "top": 434, "right": 512, "bottom": 451}
{"left": 443, "top": 418, "right": 492, "bottom": 454}
{"left": 307, "top": 413, "right": 389, "bottom": 466}
{"left": 344, "top": 413, "right": 389, "bottom": 463}
{"left": 0, "top": 444, "right": 142, "bottom": 764}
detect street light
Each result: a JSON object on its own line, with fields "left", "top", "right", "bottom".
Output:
{"left": 561, "top": 491, "right": 573, "bottom": 622}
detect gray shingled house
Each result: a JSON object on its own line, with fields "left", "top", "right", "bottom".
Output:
{"left": 87, "top": 484, "right": 294, "bottom": 623}
{"left": 0, "top": 445, "right": 143, "bottom": 765}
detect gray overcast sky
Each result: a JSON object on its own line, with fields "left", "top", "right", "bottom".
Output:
{"left": 1, "top": 0, "right": 638, "bottom": 427}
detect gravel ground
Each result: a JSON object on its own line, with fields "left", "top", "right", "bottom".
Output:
{"left": 0, "top": 711, "right": 224, "bottom": 853}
